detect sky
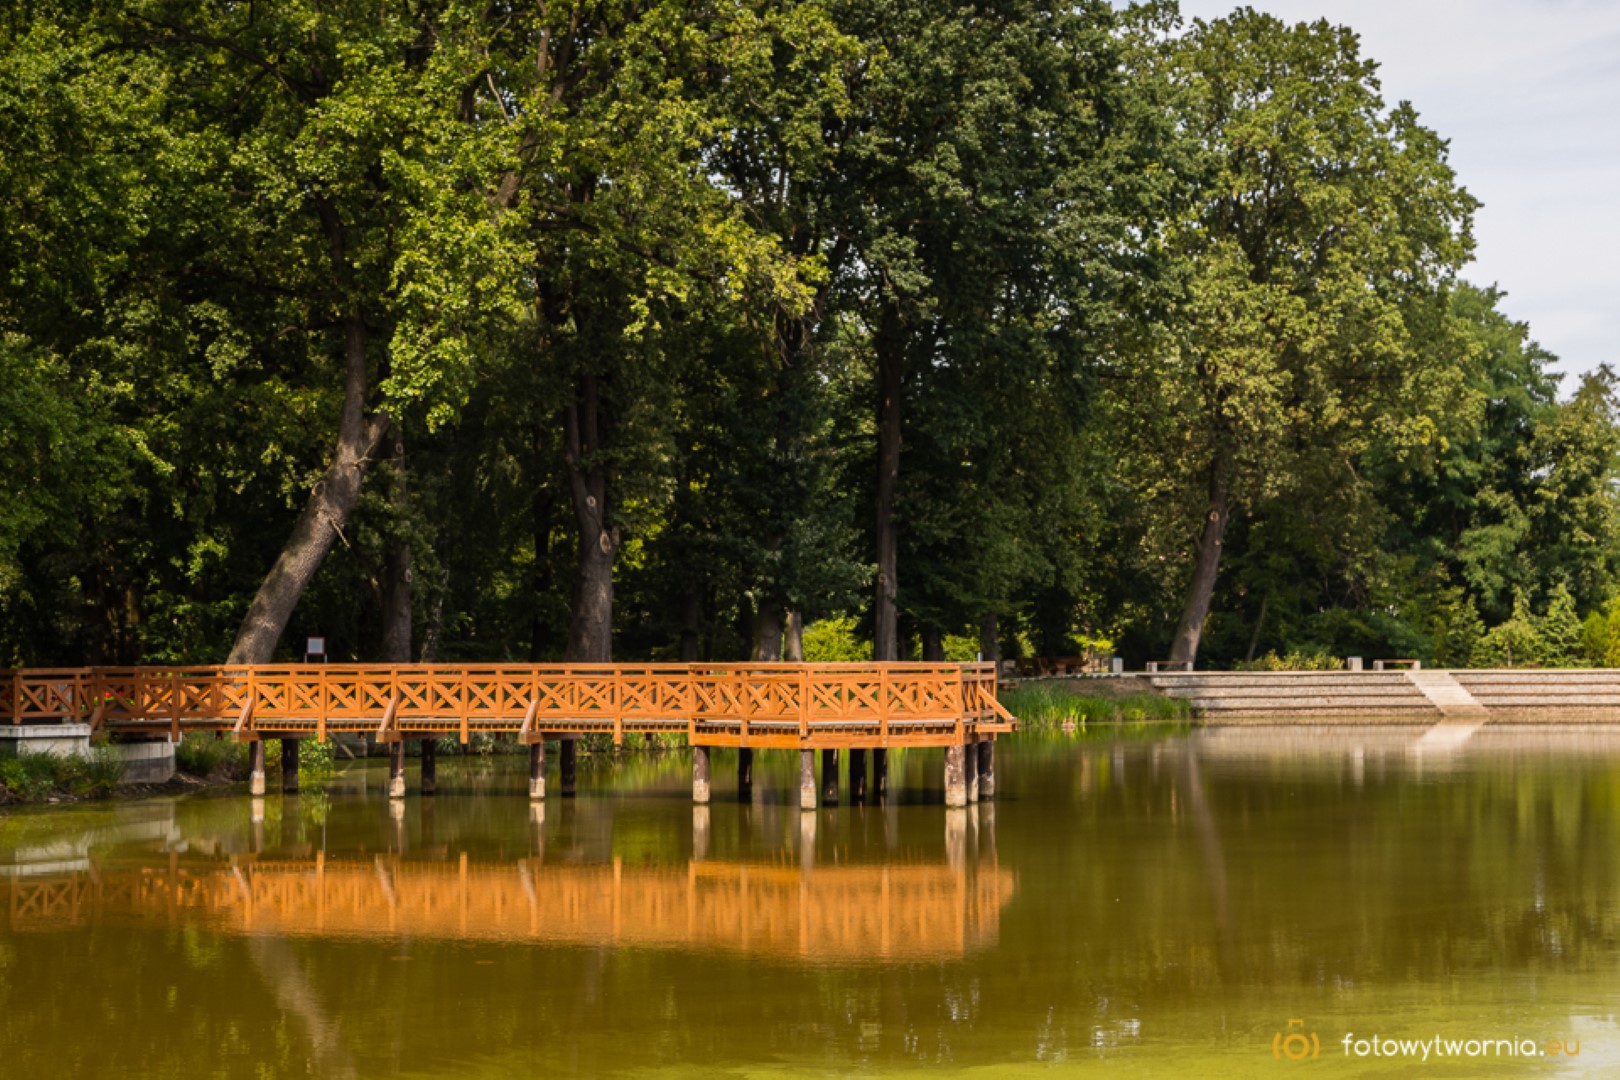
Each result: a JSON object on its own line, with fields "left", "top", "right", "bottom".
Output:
{"left": 1170, "top": 0, "right": 1620, "bottom": 385}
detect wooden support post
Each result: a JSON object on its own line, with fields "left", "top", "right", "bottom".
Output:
{"left": 977, "top": 740, "right": 995, "bottom": 800}
{"left": 849, "top": 747, "right": 867, "bottom": 802}
{"left": 528, "top": 741, "right": 545, "bottom": 800}
{"left": 281, "top": 738, "right": 300, "bottom": 794}
{"left": 799, "top": 749, "right": 817, "bottom": 811}
{"left": 248, "top": 739, "right": 266, "bottom": 797}
{"left": 692, "top": 744, "right": 711, "bottom": 804}
{"left": 944, "top": 744, "right": 967, "bottom": 808}
{"left": 821, "top": 748, "right": 839, "bottom": 806}
{"left": 873, "top": 748, "right": 888, "bottom": 800}
{"left": 388, "top": 740, "right": 406, "bottom": 799}
{"left": 737, "top": 747, "right": 753, "bottom": 797}
{"left": 965, "top": 739, "right": 979, "bottom": 803}
{"left": 420, "top": 738, "right": 438, "bottom": 796}
{"left": 560, "top": 739, "right": 576, "bottom": 797}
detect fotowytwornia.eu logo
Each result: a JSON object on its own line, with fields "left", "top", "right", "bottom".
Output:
{"left": 1273, "top": 1019, "right": 1320, "bottom": 1061}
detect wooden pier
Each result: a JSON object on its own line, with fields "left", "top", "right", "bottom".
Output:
{"left": 2, "top": 663, "right": 1014, "bottom": 807}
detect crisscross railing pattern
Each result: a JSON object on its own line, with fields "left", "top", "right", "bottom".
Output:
{"left": 3, "top": 663, "right": 1015, "bottom": 748}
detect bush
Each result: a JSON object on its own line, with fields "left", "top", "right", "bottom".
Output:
{"left": 175, "top": 734, "right": 247, "bottom": 778}
{"left": 81, "top": 745, "right": 125, "bottom": 795}
{"left": 0, "top": 746, "right": 124, "bottom": 801}
{"left": 1236, "top": 650, "right": 1343, "bottom": 671}
{"left": 0, "top": 753, "right": 60, "bottom": 800}
{"left": 1472, "top": 589, "right": 1544, "bottom": 667}
{"left": 802, "top": 617, "right": 872, "bottom": 662}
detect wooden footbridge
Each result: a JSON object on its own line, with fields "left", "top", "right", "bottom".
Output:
{"left": 3, "top": 663, "right": 1014, "bottom": 808}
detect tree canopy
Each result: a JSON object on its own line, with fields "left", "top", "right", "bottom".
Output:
{"left": 2, "top": 1, "right": 1615, "bottom": 670}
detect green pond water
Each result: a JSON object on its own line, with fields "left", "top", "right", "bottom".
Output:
{"left": 3, "top": 727, "right": 1620, "bottom": 1078}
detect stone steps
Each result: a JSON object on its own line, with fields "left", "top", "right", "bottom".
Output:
{"left": 1145, "top": 668, "right": 1620, "bottom": 721}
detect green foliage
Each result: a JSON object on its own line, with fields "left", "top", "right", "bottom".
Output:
{"left": 999, "top": 684, "right": 1190, "bottom": 729}
{"left": 1236, "top": 651, "right": 1343, "bottom": 672}
{"left": 1579, "top": 594, "right": 1620, "bottom": 668}
{"left": 0, "top": 1, "right": 1614, "bottom": 680}
{"left": 1472, "top": 589, "right": 1545, "bottom": 668}
{"left": 174, "top": 735, "right": 247, "bottom": 780}
{"left": 1539, "top": 584, "right": 1586, "bottom": 667}
{"left": 260, "top": 738, "right": 338, "bottom": 781}
{"left": 802, "top": 618, "right": 872, "bottom": 663}
{"left": 0, "top": 747, "right": 124, "bottom": 802}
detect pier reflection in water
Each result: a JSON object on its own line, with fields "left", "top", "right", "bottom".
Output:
{"left": 6, "top": 736, "right": 1620, "bottom": 1076}
{"left": 5, "top": 843, "right": 1014, "bottom": 963}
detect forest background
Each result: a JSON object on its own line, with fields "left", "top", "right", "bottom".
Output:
{"left": 4, "top": 0, "right": 1617, "bottom": 673}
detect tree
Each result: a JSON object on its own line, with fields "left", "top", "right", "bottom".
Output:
{"left": 1123, "top": 7, "right": 1476, "bottom": 664}
{"left": 818, "top": 0, "right": 1145, "bottom": 659}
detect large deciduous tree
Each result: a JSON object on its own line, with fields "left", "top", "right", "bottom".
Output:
{"left": 1125, "top": 7, "right": 1476, "bottom": 664}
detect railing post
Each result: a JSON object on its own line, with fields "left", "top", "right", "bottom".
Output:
{"left": 171, "top": 671, "right": 182, "bottom": 743}
{"left": 880, "top": 667, "right": 890, "bottom": 746}
{"left": 459, "top": 667, "right": 470, "bottom": 746}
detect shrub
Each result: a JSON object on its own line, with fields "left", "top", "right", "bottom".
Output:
{"left": 0, "top": 746, "right": 123, "bottom": 801}
{"left": 80, "top": 745, "right": 125, "bottom": 795}
{"left": 802, "top": 617, "right": 872, "bottom": 662}
{"left": 175, "top": 734, "right": 247, "bottom": 778}
{"left": 1236, "top": 650, "right": 1343, "bottom": 672}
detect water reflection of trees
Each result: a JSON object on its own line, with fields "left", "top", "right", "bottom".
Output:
{"left": 998, "top": 739, "right": 1620, "bottom": 992}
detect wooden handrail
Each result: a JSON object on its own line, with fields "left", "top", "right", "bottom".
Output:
{"left": 2, "top": 663, "right": 1005, "bottom": 750}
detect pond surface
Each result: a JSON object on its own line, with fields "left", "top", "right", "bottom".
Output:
{"left": 4, "top": 728, "right": 1620, "bottom": 1077}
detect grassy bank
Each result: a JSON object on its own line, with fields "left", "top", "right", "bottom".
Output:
{"left": 0, "top": 747, "right": 126, "bottom": 804}
{"left": 1000, "top": 682, "right": 1191, "bottom": 730}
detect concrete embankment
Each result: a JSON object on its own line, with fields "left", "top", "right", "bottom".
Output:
{"left": 1139, "top": 669, "right": 1620, "bottom": 724}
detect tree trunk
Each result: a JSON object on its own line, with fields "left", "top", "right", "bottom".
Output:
{"left": 979, "top": 612, "right": 999, "bottom": 662}
{"left": 753, "top": 604, "right": 783, "bottom": 662}
{"left": 564, "top": 374, "right": 615, "bottom": 662}
{"left": 1168, "top": 463, "right": 1231, "bottom": 666}
{"left": 679, "top": 587, "right": 701, "bottom": 662}
{"left": 419, "top": 567, "right": 447, "bottom": 663}
{"left": 921, "top": 627, "right": 944, "bottom": 662}
{"left": 228, "top": 203, "right": 387, "bottom": 663}
{"left": 873, "top": 308, "right": 904, "bottom": 662}
{"left": 530, "top": 421, "right": 559, "bottom": 661}
{"left": 1244, "top": 593, "right": 1270, "bottom": 663}
{"left": 783, "top": 610, "right": 804, "bottom": 662}
{"left": 379, "top": 425, "right": 412, "bottom": 664}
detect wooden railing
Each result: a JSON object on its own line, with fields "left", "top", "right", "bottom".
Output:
{"left": 2, "top": 663, "right": 1015, "bottom": 748}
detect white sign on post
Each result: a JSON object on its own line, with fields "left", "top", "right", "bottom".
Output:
{"left": 305, "top": 637, "right": 327, "bottom": 662}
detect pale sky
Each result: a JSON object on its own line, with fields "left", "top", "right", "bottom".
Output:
{"left": 1170, "top": 0, "right": 1620, "bottom": 386}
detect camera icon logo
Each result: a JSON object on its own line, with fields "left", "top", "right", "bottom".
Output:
{"left": 1272, "top": 1019, "right": 1321, "bottom": 1061}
